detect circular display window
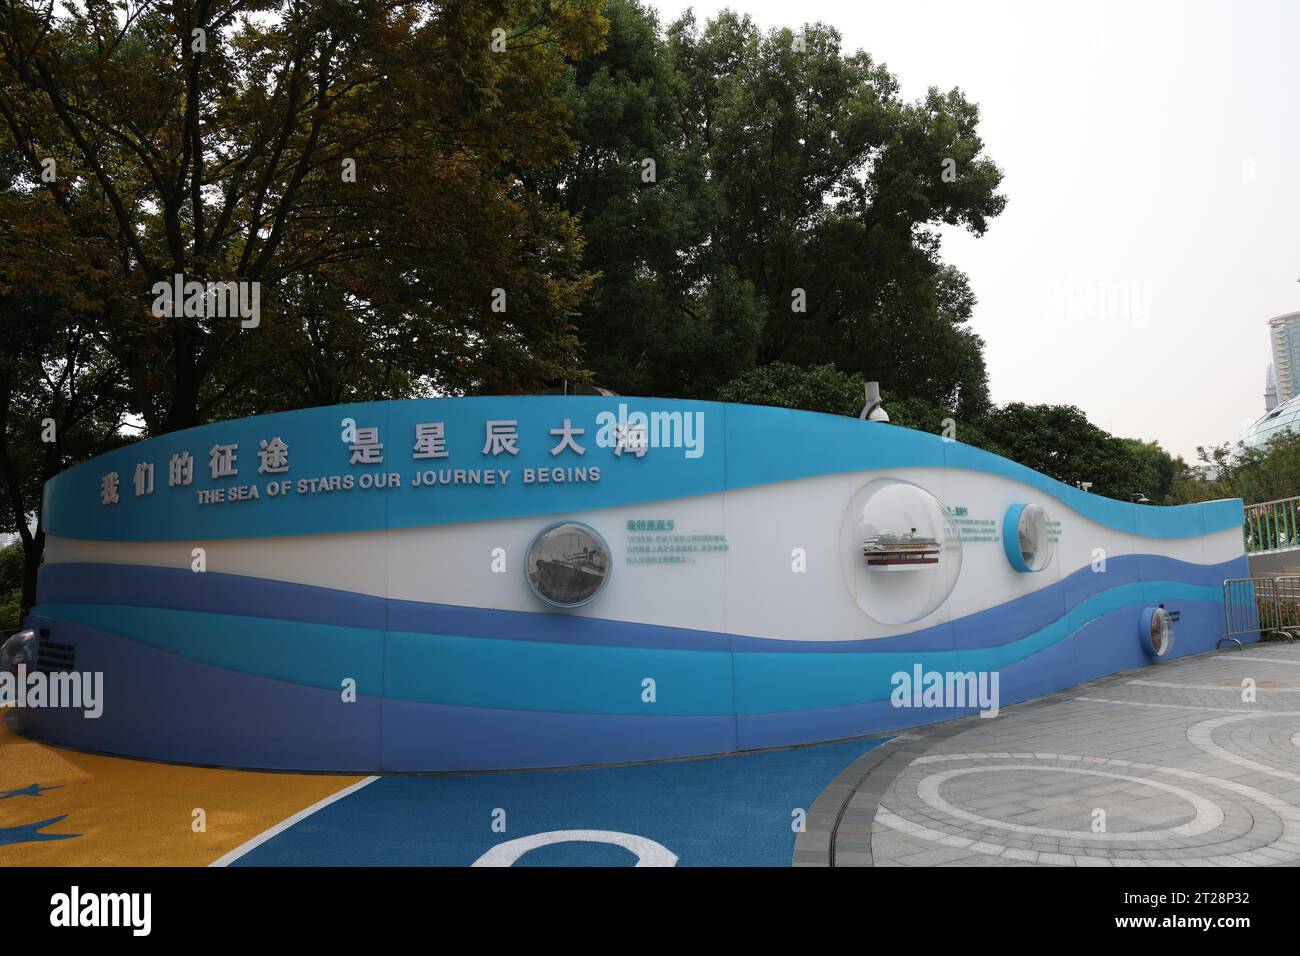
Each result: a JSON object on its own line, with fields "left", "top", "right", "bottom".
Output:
{"left": 0, "top": 629, "right": 37, "bottom": 673}
{"left": 1141, "top": 606, "right": 1174, "bottom": 658}
{"left": 526, "top": 522, "right": 611, "bottom": 608}
{"left": 1003, "top": 503, "right": 1055, "bottom": 573}
{"left": 839, "top": 478, "right": 963, "bottom": 625}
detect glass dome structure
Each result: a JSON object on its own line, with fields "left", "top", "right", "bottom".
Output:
{"left": 1242, "top": 394, "right": 1300, "bottom": 450}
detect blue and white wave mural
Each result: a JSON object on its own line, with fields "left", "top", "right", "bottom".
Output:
{"left": 21, "top": 397, "right": 1249, "bottom": 771}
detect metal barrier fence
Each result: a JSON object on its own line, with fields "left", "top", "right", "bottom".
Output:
{"left": 1243, "top": 495, "right": 1300, "bottom": 554}
{"left": 1274, "top": 576, "right": 1300, "bottom": 634}
{"left": 1222, "top": 576, "right": 1300, "bottom": 649}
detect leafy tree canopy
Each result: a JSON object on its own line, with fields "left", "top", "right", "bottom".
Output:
{"left": 716, "top": 362, "right": 1184, "bottom": 504}
{"left": 1175, "top": 433, "right": 1300, "bottom": 506}
{"left": 716, "top": 360, "right": 863, "bottom": 416}
{"left": 0, "top": 0, "right": 608, "bottom": 432}
{"left": 544, "top": 1, "right": 1003, "bottom": 414}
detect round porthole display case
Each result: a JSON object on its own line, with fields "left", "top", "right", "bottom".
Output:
{"left": 526, "top": 521, "right": 611, "bottom": 608}
{"left": 1003, "top": 502, "right": 1055, "bottom": 573}
{"left": 1141, "top": 605, "right": 1175, "bottom": 658}
{"left": 839, "top": 478, "right": 963, "bottom": 625}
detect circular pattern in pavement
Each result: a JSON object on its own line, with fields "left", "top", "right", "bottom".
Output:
{"left": 914, "top": 763, "right": 1222, "bottom": 841}
{"left": 875, "top": 752, "right": 1300, "bottom": 866}
{"left": 1187, "top": 712, "right": 1300, "bottom": 785}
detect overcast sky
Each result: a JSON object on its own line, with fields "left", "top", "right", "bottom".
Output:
{"left": 648, "top": 0, "right": 1300, "bottom": 461}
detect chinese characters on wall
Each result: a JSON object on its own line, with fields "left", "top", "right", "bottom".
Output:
{"left": 100, "top": 419, "right": 651, "bottom": 508}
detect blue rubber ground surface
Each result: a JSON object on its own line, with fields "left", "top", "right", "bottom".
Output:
{"left": 236, "top": 737, "right": 888, "bottom": 866}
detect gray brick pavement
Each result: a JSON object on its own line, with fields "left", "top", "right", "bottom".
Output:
{"left": 795, "top": 643, "right": 1300, "bottom": 867}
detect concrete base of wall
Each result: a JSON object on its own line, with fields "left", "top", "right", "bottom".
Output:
{"left": 1248, "top": 550, "right": 1300, "bottom": 576}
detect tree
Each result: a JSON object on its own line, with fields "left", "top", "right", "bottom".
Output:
{"left": 537, "top": 0, "right": 765, "bottom": 397}
{"left": 1174, "top": 433, "right": 1300, "bottom": 506}
{"left": 0, "top": 0, "right": 607, "bottom": 434}
{"left": 1113, "top": 436, "right": 1180, "bottom": 503}
{"left": 668, "top": 11, "right": 1003, "bottom": 414}
{"left": 715, "top": 361, "right": 864, "bottom": 416}
{"left": 543, "top": 2, "right": 1003, "bottom": 411}
{"left": 714, "top": 373, "right": 1183, "bottom": 504}
{"left": 972, "top": 403, "right": 1181, "bottom": 502}
{"left": 0, "top": 539, "right": 22, "bottom": 628}
{"left": 0, "top": 292, "right": 129, "bottom": 614}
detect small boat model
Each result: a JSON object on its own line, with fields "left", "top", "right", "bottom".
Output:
{"left": 862, "top": 528, "right": 942, "bottom": 568}
{"left": 534, "top": 547, "right": 608, "bottom": 603}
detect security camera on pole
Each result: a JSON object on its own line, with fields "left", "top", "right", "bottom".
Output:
{"left": 860, "top": 382, "right": 890, "bottom": 422}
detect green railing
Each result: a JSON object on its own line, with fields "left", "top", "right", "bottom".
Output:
{"left": 1243, "top": 495, "right": 1300, "bottom": 554}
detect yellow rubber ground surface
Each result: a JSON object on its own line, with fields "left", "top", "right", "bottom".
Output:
{"left": 0, "top": 711, "right": 364, "bottom": 866}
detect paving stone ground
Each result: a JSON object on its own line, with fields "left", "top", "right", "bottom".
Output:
{"left": 794, "top": 642, "right": 1300, "bottom": 867}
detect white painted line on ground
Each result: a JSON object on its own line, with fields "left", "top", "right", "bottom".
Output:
{"left": 1129, "top": 680, "right": 1300, "bottom": 693}
{"left": 471, "top": 830, "right": 678, "bottom": 867}
{"left": 208, "top": 775, "right": 381, "bottom": 867}
{"left": 1076, "top": 696, "right": 1300, "bottom": 715}
{"left": 1214, "top": 656, "right": 1300, "bottom": 666}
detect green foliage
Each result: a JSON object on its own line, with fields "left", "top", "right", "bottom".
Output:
{"left": 974, "top": 405, "right": 1179, "bottom": 502}
{"left": 0, "top": 0, "right": 608, "bottom": 610}
{"left": 1114, "top": 437, "right": 1182, "bottom": 504}
{"left": 715, "top": 368, "right": 1183, "bottom": 503}
{"left": 0, "top": 288, "right": 131, "bottom": 612}
{"left": 548, "top": 2, "right": 1003, "bottom": 412}
{"left": 0, "top": 0, "right": 609, "bottom": 432}
{"left": 1174, "top": 433, "right": 1300, "bottom": 505}
{"left": 537, "top": 0, "right": 765, "bottom": 397}
{"left": 0, "top": 539, "right": 20, "bottom": 629}
{"left": 715, "top": 361, "right": 865, "bottom": 416}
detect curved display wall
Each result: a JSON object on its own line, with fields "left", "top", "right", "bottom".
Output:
{"left": 19, "top": 397, "right": 1248, "bottom": 771}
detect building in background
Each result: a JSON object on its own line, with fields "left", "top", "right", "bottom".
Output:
{"left": 1265, "top": 362, "right": 1279, "bottom": 411}
{"left": 1242, "top": 391, "right": 1300, "bottom": 450}
{"left": 1268, "top": 311, "right": 1300, "bottom": 405}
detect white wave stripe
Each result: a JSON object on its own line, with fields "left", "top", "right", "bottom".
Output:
{"left": 42, "top": 469, "right": 1241, "bottom": 644}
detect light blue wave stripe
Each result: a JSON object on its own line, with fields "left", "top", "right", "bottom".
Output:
{"left": 734, "top": 581, "right": 1219, "bottom": 712}
{"left": 725, "top": 407, "right": 1245, "bottom": 539}
{"left": 31, "top": 603, "right": 389, "bottom": 696}
{"left": 41, "top": 397, "right": 1244, "bottom": 542}
{"left": 29, "top": 602, "right": 733, "bottom": 715}
{"left": 31, "top": 580, "right": 1222, "bottom": 715}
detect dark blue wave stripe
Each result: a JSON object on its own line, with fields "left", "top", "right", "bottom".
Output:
{"left": 742, "top": 553, "right": 1247, "bottom": 654}
{"left": 37, "top": 554, "right": 1244, "bottom": 655}
{"left": 19, "top": 594, "right": 1244, "bottom": 772}
{"left": 36, "top": 561, "right": 730, "bottom": 652}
